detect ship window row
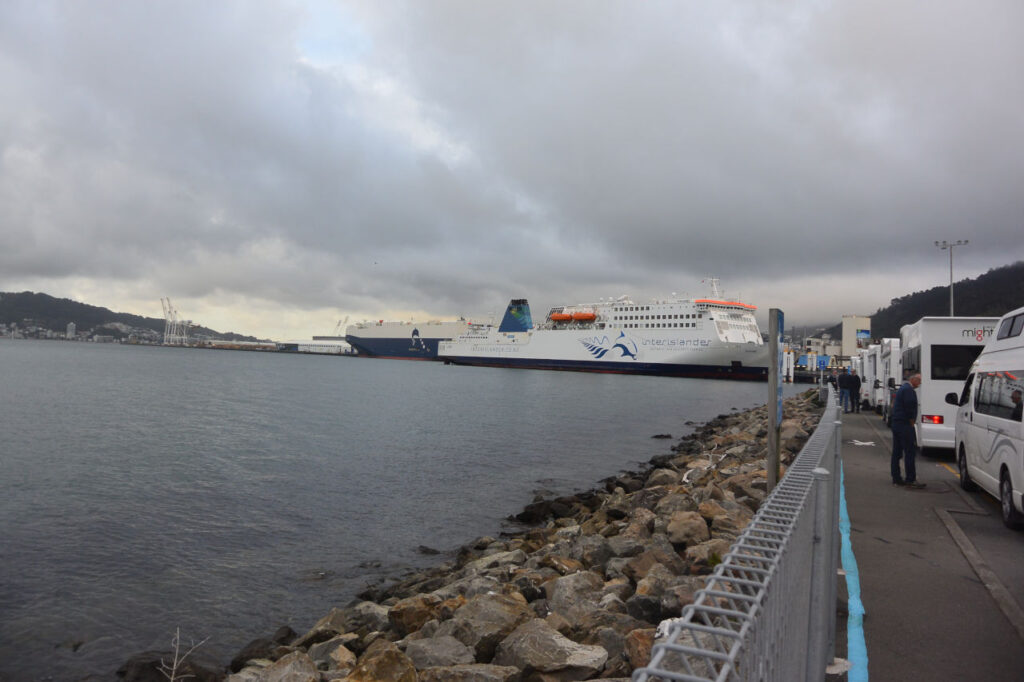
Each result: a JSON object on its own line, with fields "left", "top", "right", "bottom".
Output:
{"left": 612, "top": 306, "right": 708, "bottom": 315}
{"left": 613, "top": 323, "right": 698, "bottom": 329}
{"left": 612, "top": 314, "right": 702, "bottom": 321}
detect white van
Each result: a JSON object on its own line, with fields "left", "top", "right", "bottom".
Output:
{"left": 901, "top": 316, "right": 998, "bottom": 450}
{"left": 946, "top": 305, "right": 1024, "bottom": 528}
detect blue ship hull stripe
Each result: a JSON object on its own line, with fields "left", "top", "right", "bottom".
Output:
{"left": 440, "top": 356, "right": 768, "bottom": 380}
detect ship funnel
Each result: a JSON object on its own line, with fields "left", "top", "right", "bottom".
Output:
{"left": 498, "top": 299, "right": 533, "bottom": 333}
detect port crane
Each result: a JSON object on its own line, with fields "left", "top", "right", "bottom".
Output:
{"left": 160, "top": 298, "right": 193, "bottom": 345}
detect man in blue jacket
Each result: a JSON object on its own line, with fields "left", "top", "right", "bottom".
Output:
{"left": 838, "top": 369, "right": 852, "bottom": 413}
{"left": 850, "top": 370, "right": 863, "bottom": 413}
{"left": 891, "top": 373, "right": 925, "bottom": 488}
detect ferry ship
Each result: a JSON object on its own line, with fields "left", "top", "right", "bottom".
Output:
{"left": 438, "top": 282, "right": 768, "bottom": 380}
{"left": 344, "top": 319, "right": 476, "bottom": 359}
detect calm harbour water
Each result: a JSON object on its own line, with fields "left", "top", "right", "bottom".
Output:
{"left": 0, "top": 340, "right": 800, "bottom": 680}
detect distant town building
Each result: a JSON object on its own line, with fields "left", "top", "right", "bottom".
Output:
{"left": 806, "top": 334, "right": 842, "bottom": 360}
{"left": 841, "top": 315, "right": 871, "bottom": 358}
{"left": 66, "top": 322, "right": 76, "bottom": 339}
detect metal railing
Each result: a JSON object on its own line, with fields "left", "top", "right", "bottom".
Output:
{"left": 633, "top": 389, "right": 842, "bottom": 682}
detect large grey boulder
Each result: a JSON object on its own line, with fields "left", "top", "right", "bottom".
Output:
{"left": 311, "top": 601, "right": 389, "bottom": 640}
{"left": 307, "top": 636, "right": 356, "bottom": 672}
{"left": 666, "top": 510, "right": 710, "bottom": 546}
{"left": 345, "top": 640, "right": 416, "bottom": 681}
{"left": 570, "top": 533, "right": 614, "bottom": 569}
{"left": 431, "top": 575, "right": 503, "bottom": 601}
{"left": 645, "top": 468, "right": 680, "bottom": 487}
{"left": 417, "top": 663, "right": 521, "bottom": 681}
{"left": 544, "top": 570, "right": 604, "bottom": 621}
{"left": 463, "top": 549, "right": 528, "bottom": 575}
{"left": 403, "top": 635, "right": 475, "bottom": 669}
{"left": 434, "top": 592, "right": 534, "bottom": 661}
{"left": 653, "top": 492, "right": 698, "bottom": 517}
{"left": 492, "top": 618, "right": 608, "bottom": 680}
{"left": 248, "top": 651, "right": 318, "bottom": 682}
{"left": 388, "top": 593, "right": 442, "bottom": 636}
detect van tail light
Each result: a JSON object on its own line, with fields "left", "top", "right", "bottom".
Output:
{"left": 922, "top": 415, "right": 944, "bottom": 424}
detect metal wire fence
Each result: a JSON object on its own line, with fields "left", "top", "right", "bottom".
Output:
{"left": 633, "top": 389, "right": 842, "bottom": 682}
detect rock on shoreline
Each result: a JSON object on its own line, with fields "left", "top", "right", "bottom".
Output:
{"left": 121, "top": 390, "right": 825, "bottom": 682}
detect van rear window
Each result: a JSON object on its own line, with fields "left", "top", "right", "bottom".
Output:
{"left": 930, "top": 344, "right": 984, "bottom": 381}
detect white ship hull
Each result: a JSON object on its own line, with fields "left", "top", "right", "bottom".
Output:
{"left": 438, "top": 287, "right": 769, "bottom": 381}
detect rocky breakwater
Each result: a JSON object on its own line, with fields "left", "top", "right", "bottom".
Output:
{"left": 138, "top": 390, "right": 824, "bottom": 682}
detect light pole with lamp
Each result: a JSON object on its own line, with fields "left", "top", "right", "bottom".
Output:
{"left": 934, "top": 239, "right": 968, "bottom": 316}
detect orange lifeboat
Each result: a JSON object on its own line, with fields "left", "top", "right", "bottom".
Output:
{"left": 550, "top": 312, "right": 573, "bottom": 322}
{"left": 571, "top": 311, "right": 596, "bottom": 322}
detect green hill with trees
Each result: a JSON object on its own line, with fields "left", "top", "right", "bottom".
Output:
{"left": 0, "top": 291, "right": 262, "bottom": 342}
{"left": 825, "top": 261, "right": 1024, "bottom": 341}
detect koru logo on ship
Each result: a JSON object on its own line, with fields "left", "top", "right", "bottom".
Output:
{"left": 579, "top": 332, "right": 639, "bottom": 360}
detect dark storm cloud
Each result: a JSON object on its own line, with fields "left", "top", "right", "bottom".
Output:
{"left": 2, "top": 0, "right": 1022, "bottom": 337}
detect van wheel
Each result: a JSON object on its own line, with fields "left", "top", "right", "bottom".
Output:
{"left": 958, "top": 449, "right": 977, "bottom": 492}
{"left": 1000, "top": 473, "right": 1024, "bottom": 530}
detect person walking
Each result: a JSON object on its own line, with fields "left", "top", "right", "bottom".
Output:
{"left": 850, "top": 369, "right": 863, "bottom": 413}
{"left": 891, "top": 372, "right": 925, "bottom": 488}
{"left": 838, "top": 369, "right": 852, "bottom": 413}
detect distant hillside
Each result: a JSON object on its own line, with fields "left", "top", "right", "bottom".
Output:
{"left": 825, "top": 261, "right": 1024, "bottom": 340}
{"left": 0, "top": 291, "right": 263, "bottom": 342}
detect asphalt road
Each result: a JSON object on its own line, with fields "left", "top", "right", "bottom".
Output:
{"left": 831, "top": 410, "right": 1024, "bottom": 681}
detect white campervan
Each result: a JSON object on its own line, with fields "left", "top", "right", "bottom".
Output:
{"left": 862, "top": 344, "right": 882, "bottom": 410}
{"left": 880, "top": 338, "right": 901, "bottom": 422}
{"left": 900, "top": 316, "right": 999, "bottom": 450}
{"left": 947, "top": 305, "right": 1024, "bottom": 528}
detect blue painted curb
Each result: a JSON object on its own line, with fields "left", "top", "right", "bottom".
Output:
{"left": 840, "top": 462, "right": 868, "bottom": 681}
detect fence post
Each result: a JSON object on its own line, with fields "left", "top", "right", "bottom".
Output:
{"left": 806, "top": 466, "right": 832, "bottom": 681}
{"left": 827, "top": 415, "right": 842, "bottom": 663}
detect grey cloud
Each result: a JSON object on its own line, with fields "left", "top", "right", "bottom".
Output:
{"left": 1, "top": 0, "right": 1022, "bottom": 337}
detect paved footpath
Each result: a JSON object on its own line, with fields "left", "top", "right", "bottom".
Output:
{"left": 831, "top": 411, "right": 1024, "bottom": 681}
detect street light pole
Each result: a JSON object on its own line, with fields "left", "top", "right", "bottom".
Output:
{"left": 934, "top": 239, "right": 968, "bottom": 316}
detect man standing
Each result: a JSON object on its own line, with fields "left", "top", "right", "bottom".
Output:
{"left": 850, "top": 369, "right": 863, "bottom": 413}
{"left": 838, "top": 369, "right": 852, "bottom": 413}
{"left": 891, "top": 373, "right": 925, "bottom": 488}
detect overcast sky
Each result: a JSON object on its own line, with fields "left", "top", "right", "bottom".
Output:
{"left": 2, "top": 1, "right": 1022, "bottom": 340}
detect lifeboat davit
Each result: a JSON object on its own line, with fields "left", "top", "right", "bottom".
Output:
{"left": 571, "top": 311, "right": 596, "bottom": 322}
{"left": 550, "top": 312, "right": 573, "bottom": 322}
